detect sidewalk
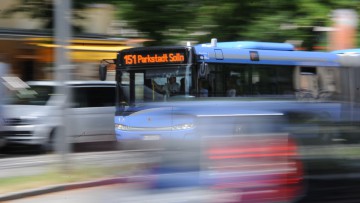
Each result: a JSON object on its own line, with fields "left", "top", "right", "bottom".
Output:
{"left": 0, "top": 176, "right": 130, "bottom": 202}
{"left": 0, "top": 150, "right": 156, "bottom": 201}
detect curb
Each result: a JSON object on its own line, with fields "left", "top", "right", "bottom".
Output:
{"left": 0, "top": 176, "right": 129, "bottom": 202}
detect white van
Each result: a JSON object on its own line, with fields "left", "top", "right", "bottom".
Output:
{"left": 1, "top": 80, "right": 116, "bottom": 152}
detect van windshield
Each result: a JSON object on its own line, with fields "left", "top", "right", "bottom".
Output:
{"left": 7, "top": 85, "right": 54, "bottom": 105}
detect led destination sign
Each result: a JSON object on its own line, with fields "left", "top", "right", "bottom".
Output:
{"left": 121, "top": 50, "right": 187, "bottom": 66}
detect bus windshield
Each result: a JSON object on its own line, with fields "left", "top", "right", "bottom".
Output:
{"left": 119, "top": 65, "right": 193, "bottom": 105}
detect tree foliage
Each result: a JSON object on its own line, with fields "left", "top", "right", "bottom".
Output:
{"left": 114, "top": 0, "right": 197, "bottom": 45}
{"left": 116, "top": 0, "right": 360, "bottom": 49}
{"left": 4, "top": 0, "right": 360, "bottom": 49}
{"left": 192, "top": 0, "right": 360, "bottom": 49}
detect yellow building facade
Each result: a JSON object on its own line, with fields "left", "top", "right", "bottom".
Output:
{"left": 0, "top": 1, "right": 144, "bottom": 81}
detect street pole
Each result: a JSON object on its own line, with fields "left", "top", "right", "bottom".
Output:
{"left": 54, "top": 0, "right": 72, "bottom": 171}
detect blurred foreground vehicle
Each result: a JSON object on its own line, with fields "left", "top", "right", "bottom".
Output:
{"left": 115, "top": 126, "right": 303, "bottom": 203}
{"left": 139, "top": 131, "right": 304, "bottom": 203}
{"left": 1, "top": 80, "right": 116, "bottom": 152}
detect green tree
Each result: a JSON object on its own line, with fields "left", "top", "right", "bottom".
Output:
{"left": 194, "top": 0, "right": 360, "bottom": 50}
{"left": 13, "top": 0, "right": 357, "bottom": 48}
{"left": 114, "top": 0, "right": 197, "bottom": 46}
{"left": 193, "top": 0, "right": 269, "bottom": 43}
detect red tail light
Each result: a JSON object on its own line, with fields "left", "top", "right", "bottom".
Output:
{"left": 205, "top": 134, "right": 304, "bottom": 203}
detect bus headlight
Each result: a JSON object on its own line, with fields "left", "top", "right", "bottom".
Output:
{"left": 115, "top": 124, "right": 131, "bottom": 131}
{"left": 171, "top": 123, "right": 195, "bottom": 130}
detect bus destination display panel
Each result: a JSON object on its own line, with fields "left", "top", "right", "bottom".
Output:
{"left": 120, "top": 48, "right": 188, "bottom": 66}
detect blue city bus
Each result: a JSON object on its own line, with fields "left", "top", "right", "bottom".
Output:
{"left": 98, "top": 39, "right": 348, "bottom": 202}
{"left": 99, "top": 39, "right": 342, "bottom": 145}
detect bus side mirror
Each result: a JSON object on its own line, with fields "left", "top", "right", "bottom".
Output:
{"left": 198, "top": 62, "right": 208, "bottom": 79}
{"left": 99, "top": 63, "right": 107, "bottom": 81}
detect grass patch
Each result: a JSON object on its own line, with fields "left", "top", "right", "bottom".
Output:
{"left": 0, "top": 164, "right": 137, "bottom": 195}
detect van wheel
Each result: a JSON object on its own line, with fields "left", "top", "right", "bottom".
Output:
{"left": 46, "top": 129, "right": 56, "bottom": 152}
{"left": 37, "top": 129, "right": 56, "bottom": 154}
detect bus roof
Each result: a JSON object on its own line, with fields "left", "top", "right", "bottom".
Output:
{"left": 198, "top": 41, "right": 295, "bottom": 51}
{"left": 194, "top": 41, "right": 340, "bottom": 67}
